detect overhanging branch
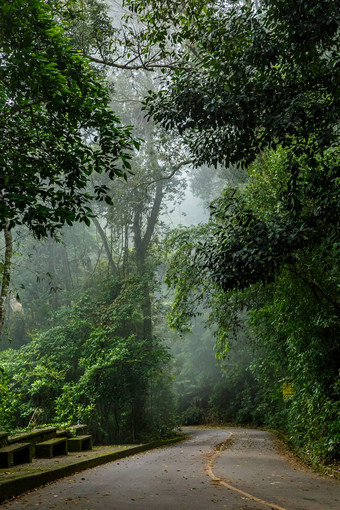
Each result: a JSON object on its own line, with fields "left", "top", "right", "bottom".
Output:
{"left": 86, "top": 54, "right": 194, "bottom": 72}
{"left": 133, "top": 159, "right": 192, "bottom": 188}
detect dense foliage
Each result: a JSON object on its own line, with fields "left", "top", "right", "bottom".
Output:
{"left": 0, "top": 11, "right": 188, "bottom": 440}
{"left": 0, "top": 271, "right": 175, "bottom": 442}
{"left": 132, "top": 0, "right": 339, "bottom": 163}
{"left": 165, "top": 147, "right": 340, "bottom": 463}
{"left": 128, "top": 0, "right": 340, "bottom": 288}
{"left": 0, "top": 0, "right": 136, "bottom": 237}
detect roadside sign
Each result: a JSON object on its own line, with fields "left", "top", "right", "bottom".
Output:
{"left": 282, "top": 382, "right": 294, "bottom": 400}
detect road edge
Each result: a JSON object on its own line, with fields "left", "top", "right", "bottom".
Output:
{"left": 269, "top": 429, "right": 340, "bottom": 481}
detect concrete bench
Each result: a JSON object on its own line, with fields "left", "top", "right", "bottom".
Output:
{"left": 67, "top": 435, "right": 93, "bottom": 452}
{"left": 8, "top": 427, "right": 57, "bottom": 446}
{"left": 56, "top": 424, "right": 88, "bottom": 438}
{"left": 35, "top": 437, "right": 68, "bottom": 459}
{"left": 0, "top": 443, "right": 32, "bottom": 468}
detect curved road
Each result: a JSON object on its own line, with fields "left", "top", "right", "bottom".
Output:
{"left": 2, "top": 427, "right": 339, "bottom": 510}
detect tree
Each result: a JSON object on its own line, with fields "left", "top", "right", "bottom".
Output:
{"left": 164, "top": 147, "right": 340, "bottom": 462}
{"left": 0, "top": 0, "right": 137, "bottom": 332}
{"left": 0, "top": 0, "right": 136, "bottom": 236}
{"left": 132, "top": 0, "right": 339, "bottom": 162}
{"left": 121, "top": 0, "right": 339, "bottom": 293}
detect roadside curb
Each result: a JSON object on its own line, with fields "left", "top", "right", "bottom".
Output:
{"left": 0, "top": 435, "right": 187, "bottom": 503}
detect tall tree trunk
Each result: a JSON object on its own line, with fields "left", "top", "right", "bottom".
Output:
{"left": 92, "top": 217, "right": 119, "bottom": 277}
{"left": 123, "top": 223, "right": 129, "bottom": 277}
{"left": 62, "top": 244, "right": 73, "bottom": 292}
{"left": 47, "top": 237, "right": 58, "bottom": 309}
{"left": 0, "top": 224, "right": 13, "bottom": 335}
{"left": 133, "top": 181, "right": 163, "bottom": 340}
{"left": 131, "top": 182, "right": 163, "bottom": 432}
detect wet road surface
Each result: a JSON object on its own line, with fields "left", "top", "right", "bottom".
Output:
{"left": 2, "top": 427, "right": 339, "bottom": 510}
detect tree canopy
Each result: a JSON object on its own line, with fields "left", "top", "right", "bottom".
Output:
{"left": 0, "top": 0, "right": 137, "bottom": 238}
{"left": 123, "top": 0, "right": 339, "bottom": 292}
{"left": 131, "top": 0, "right": 339, "bottom": 165}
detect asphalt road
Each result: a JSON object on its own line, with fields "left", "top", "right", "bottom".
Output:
{"left": 2, "top": 427, "right": 339, "bottom": 510}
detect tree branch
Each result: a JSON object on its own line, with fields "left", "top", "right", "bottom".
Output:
{"left": 86, "top": 54, "right": 193, "bottom": 72}
{"left": 133, "top": 159, "right": 192, "bottom": 188}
